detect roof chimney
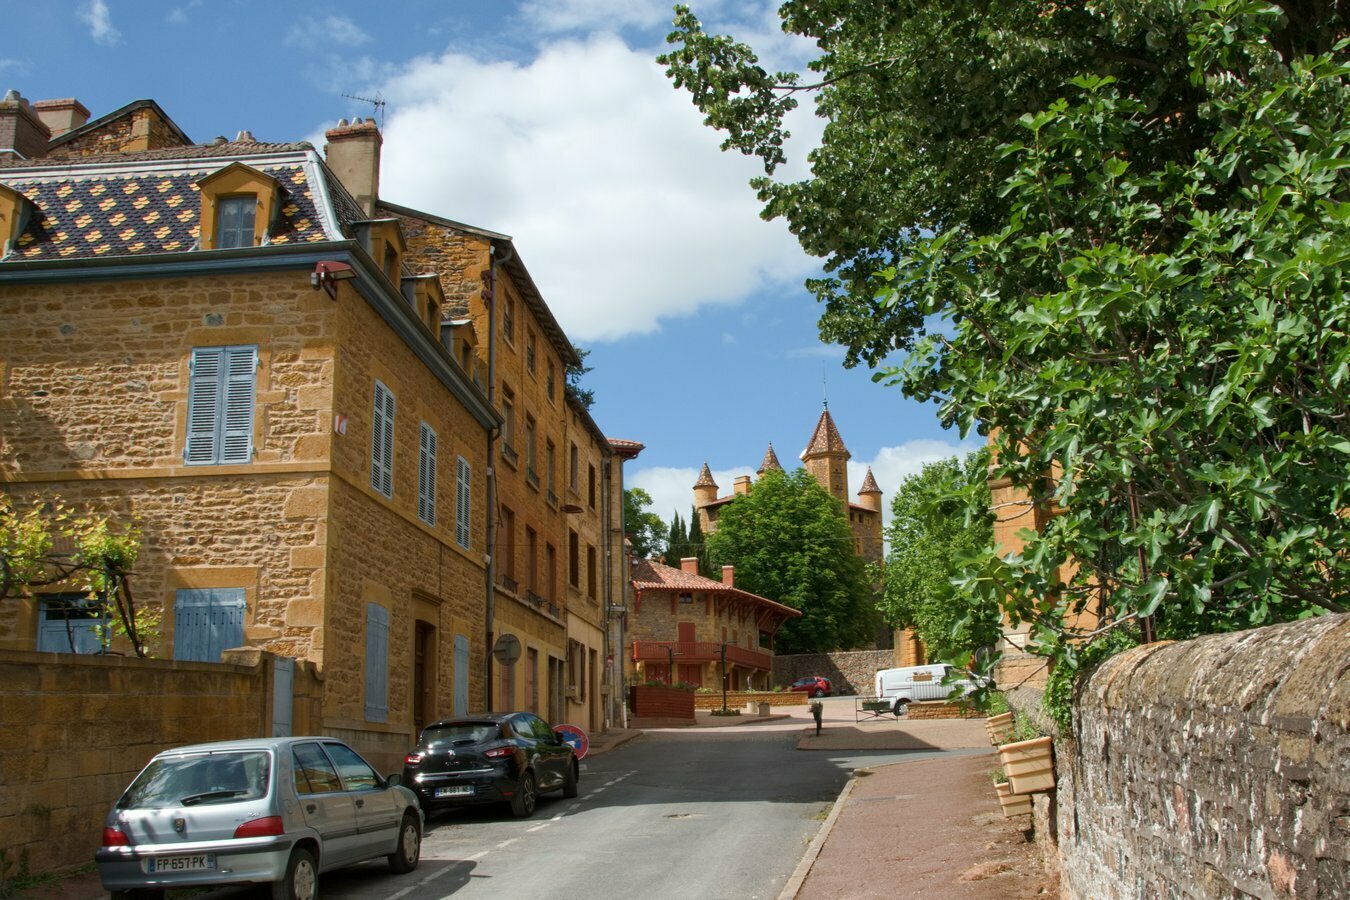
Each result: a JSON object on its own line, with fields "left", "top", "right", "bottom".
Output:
{"left": 733, "top": 475, "right": 752, "bottom": 496}
{"left": 0, "top": 90, "right": 52, "bottom": 161}
{"left": 721, "top": 565, "right": 734, "bottom": 587}
{"left": 32, "top": 98, "right": 89, "bottom": 138}
{"left": 324, "top": 117, "right": 381, "bottom": 215}
{"left": 680, "top": 557, "right": 699, "bottom": 576}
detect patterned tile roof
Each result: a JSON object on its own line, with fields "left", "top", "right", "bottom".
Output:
{"left": 0, "top": 149, "right": 343, "bottom": 261}
{"left": 694, "top": 462, "right": 717, "bottom": 489}
{"left": 859, "top": 467, "right": 881, "bottom": 494}
{"left": 800, "top": 406, "right": 850, "bottom": 460}
{"left": 757, "top": 443, "right": 783, "bottom": 474}
{"left": 630, "top": 558, "right": 800, "bottom": 617}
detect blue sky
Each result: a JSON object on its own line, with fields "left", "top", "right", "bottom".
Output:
{"left": 4, "top": 0, "right": 978, "bottom": 526}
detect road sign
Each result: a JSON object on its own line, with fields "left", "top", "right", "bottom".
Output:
{"left": 553, "top": 723, "right": 589, "bottom": 759}
{"left": 492, "top": 634, "right": 521, "bottom": 666}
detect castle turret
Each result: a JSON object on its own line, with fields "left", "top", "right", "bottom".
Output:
{"left": 857, "top": 467, "right": 882, "bottom": 513}
{"left": 693, "top": 462, "right": 718, "bottom": 508}
{"left": 757, "top": 443, "right": 783, "bottom": 476}
{"left": 800, "top": 405, "right": 851, "bottom": 505}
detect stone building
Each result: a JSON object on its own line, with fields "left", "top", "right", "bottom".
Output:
{"left": 0, "top": 91, "right": 633, "bottom": 764}
{"left": 627, "top": 558, "right": 799, "bottom": 691}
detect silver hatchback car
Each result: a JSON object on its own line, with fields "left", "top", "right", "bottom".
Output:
{"left": 96, "top": 736, "right": 422, "bottom": 900}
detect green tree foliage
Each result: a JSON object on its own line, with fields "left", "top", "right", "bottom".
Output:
{"left": 0, "top": 493, "right": 152, "bottom": 657}
{"left": 686, "top": 508, "right": 714, "bottom": 577}
{"left": 665, "top": 511, "right": 689, "bottom": 566}
{"left": 624, "top": 488, "right": 667, "bottom": 560}
{"left": 882, "top": 451, "right": 996, "bottom": 664}
{"left": 707, "top": 468, "right": 873, "bottom": 653}
{"left": 566, "top": 344, "right": 595, "bottom": 410}
{"left": 665, "top": 2, "right": 1350, "bottom": 685}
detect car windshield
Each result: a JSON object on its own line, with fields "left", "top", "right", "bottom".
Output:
{"left": 118, "top": 750, "right": 270, "bottom": 809}
{"left": 421, "top": 723, "right": 500, "bottom": 748}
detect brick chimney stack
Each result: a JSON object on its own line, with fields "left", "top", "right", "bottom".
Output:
{"left": 0, "top": 90, "right": 52, "bottom": 161}
{"left": 733, "top": 475, "right": 752, "bottom": 496}
{"left": 680, "top": 558, "right": 699, "bottom": 576}
{"left": 32, "top": 98, "right": 89, "bottom": 138}
{"left": 324, "top": 117, "right": 382, "bottom": 215}
{"left": 721, "top": 565, "right": 734, "bottom": 587}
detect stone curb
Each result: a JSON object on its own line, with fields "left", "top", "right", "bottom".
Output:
{"left": 777, "top": 772, "right": 858, "bottom": 900}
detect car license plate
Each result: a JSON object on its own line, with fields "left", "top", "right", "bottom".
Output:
{"left": 435, "top": 785, "right": 474, "bottom": 797}
{"left": 144, "top": 854, "right": 215, "bottom": 873}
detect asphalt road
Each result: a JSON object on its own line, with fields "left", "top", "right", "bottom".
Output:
{"left": 312, "top": 719, "right": 956, "bottom": 900}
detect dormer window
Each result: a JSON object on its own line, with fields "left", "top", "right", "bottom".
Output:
{"left": 197, "top": 163, "right": 280, "bottom": 251}
{"left": 216, "top": 196, "right": 256, "bottom": 249}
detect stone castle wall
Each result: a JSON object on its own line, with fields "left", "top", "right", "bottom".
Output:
{"left": 773, "top": 649, "right": 898, "bottom": 694}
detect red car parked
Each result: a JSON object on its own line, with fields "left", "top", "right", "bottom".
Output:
{"left": 789, "top": 676, "right": 832, "bottom": 697}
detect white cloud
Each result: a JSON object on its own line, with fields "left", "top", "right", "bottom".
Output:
{"left": 848, "top": 439, "right": 982, "bottom": 531}
{"left": 285, "top": 14, "right": 371, "bottom": 50}
{"left": 166, "top": 0, "right": 201, "bottom": 25}
{"left": 629, "top": 464, "right": 753, "bottom": 530}
{"left": 374, "top": 33, "right": 817, "bottom": 343}
{"left": 80, "top": 0, "right": 120, "bottom": 45}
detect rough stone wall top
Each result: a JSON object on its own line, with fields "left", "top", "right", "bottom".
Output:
{"left": 1058, "top": 614, "right": 1350, "bottom": 899}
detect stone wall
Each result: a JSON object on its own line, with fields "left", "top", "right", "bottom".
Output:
{"left": 693, "top": 691, "right": 807, "bottom": 710}
{"left": 0, "top": 648, "right": 321, "bottom": 876}
{"left": 1057, "top": 614, "right": 1350, "bottom": 898}
{"left": 773, "top": 649, "right": 897, "bottom": 695}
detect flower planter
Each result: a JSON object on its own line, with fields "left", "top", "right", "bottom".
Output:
{"left": 997, "top": 735, "right": 1055, "bottom": 795}
{"left": 985, "top": 712, "right": 1015, "bottom": 746}
{"left": 995, "top": 782, "right": 1032, "bottom": 817}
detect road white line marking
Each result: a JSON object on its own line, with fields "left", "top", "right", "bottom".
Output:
{"left": 527, "top": 823, "right": 550, "bottom": 832}
{"left": 467, "top": 851, "right": 489, "bottom": 861}
{"left": 552, "top": 811, "right": 566, "bottom": 820}
{"left": 568, "top": 803, "right": 582, "bottom": 810}
{"left": 384, "top": 859, "right": 464, "bottom": 900}
{"left": 496, "top": 838, "right": 518, "bottom": 849}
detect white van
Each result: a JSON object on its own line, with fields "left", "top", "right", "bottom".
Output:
{"left": 873, "top": 664, "right": 981, "bottom": 716}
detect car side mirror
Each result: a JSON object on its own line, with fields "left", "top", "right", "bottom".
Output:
{"left": 385, "top": 773, "right": 403, "bottom": 787}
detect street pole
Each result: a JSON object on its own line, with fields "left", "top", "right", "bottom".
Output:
{"left": 667, "top": 646, "right": 675, "bottom": 685}
{"left": 720, "top": 642, "right": 727, "bottom": 714}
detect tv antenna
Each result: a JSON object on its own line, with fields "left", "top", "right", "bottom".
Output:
{"left": 342, "top": 91, "right": 387, "bottom": 129}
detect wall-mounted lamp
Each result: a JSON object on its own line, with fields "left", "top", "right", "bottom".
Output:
{"left": 311, "top": 260, "right": 357, "bottom": 299}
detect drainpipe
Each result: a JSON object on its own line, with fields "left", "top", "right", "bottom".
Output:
{"left": 611, "top": 461, "right": 629, "bottom": 729}
{"left": 484, "top": 242, "right": 514, "bottom": 713}
{"left": 601, "top": 457, "right": 613, "bottom": 729}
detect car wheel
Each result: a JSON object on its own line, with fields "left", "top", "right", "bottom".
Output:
{"left": 387, "top": 811, "right": 421, "bottom": 874}
{"left": 510, "top": 770, "right": 537, "bottom": 818}
{"left": 111, "top": 892, "right": 162, "bottom": 900}
{"left": 812, "top": 689, "right": 823, "bottom": 698}
{"left": 562, "top": 759, "right": 579, "bottom": 799}
{"left": 893, "top": 699, "right": 910, "bottom": 718}
{"left": 272, "top": 847, "right": 318, "bottom": 900}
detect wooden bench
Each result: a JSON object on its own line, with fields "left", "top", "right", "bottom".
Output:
{"left": 856, "top": 698, "right": 894, "bottom": 722}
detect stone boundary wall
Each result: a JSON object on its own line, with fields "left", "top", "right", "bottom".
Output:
{"left": 1057, "top": 614, "right": 1349, "bottom": 898}
{"left": 694, "top": 691, "right": 808, "bottom": 710}
{"left": 773, "top": 649, "right": 896, "bottom": 695}
{"left": 906, "top": 700, "right": 983, "bottom": 720}
{"left": 0, "top": 648, "right": 321, "bottom": 876}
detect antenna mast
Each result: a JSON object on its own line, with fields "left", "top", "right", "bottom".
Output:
{"left": 342, "top": 92, "right": 387, "bottom": 130}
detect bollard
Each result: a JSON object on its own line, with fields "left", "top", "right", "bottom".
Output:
{"left": 811, "top": 701, "right": 823, "bottom": 735}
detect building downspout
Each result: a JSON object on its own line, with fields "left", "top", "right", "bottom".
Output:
{"left": 483, "top": 242, "right": 513, "bottom": 713}
{"left": 601, "top": 457, "right": 613, "bottom": 730}
{"left": 610, "top": 460, "right": 629, "bottom": 729}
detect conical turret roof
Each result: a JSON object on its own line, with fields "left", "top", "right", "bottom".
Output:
{"left": 758, "top": 443, "right": 783, "bottom": 475}
{"left": 693, "top": 462, "right": 718, "bottom": 489}
{"left": 800, "top": 406, "right": 851, "bottom": 460}
{"left": 859, "top": 468, "right": 881, "bottom": 494}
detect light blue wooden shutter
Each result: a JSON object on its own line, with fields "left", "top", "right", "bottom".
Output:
{"left": 418, "top": 423, "right": 437, "bottom": 526}
{"left": 454, "top": 633, "right": 470, "bottom": 716}
{"left": 364, "top": 603, "right": 390, "bottom": 722}
{"left": 371, "top": 380, "right": 395, "bottom": 498}
{"left": 173, "top": 588, "right": 246, "bottom": 662}
{"left": 36, "top": 597, "right": 107, "bottom": 654}
{"left": 456, "top": 457, "right": 471, "bottom": 549}
{"left": 185, "top": 346, "right": 255, "bottom": 465}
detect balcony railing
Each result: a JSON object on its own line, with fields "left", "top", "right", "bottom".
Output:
{"left": 496, "top": 573, "right": 518, "bottom": 594}
{"left": 630, "top": 640, "right": 771, "bottom": 671}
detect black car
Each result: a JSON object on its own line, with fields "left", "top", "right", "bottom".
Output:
{"left": 402, "top": 712, "right": 578, "bottom": 818}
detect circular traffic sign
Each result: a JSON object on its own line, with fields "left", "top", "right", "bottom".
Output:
{"left": 553, "top": 723, "right": 589, "bottom": 759}
{"left": 492, "top": 634, "right": 521, "bottom": 666}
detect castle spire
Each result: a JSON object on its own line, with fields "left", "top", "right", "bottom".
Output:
{"left": 757, "top": 443, "right": 783, "bottom": 475}
{"left": 801, "top": 406, "right": 851, "bottom": 504}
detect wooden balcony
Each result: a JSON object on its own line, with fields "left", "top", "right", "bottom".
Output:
{"left": 631, "top": 640, "right": 771, "bottom": 672}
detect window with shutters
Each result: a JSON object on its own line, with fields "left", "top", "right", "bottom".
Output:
{"left": 173, "top": 588, "right": 246, "bottom": 662}
{"left": 418, "top": 422, "right": 437, "bottom": 526}
{"left": 370, "top": 380, "right": 395, "bottom": 499}
{"left": 456, "top": 456, "right": 472, "bottom": 549}
{"left": 216, "top": 195, "right": 256, "bottom": 249}
{"left": 364, "top": 602, "right": 389, "bottom": 722}
{"left": 185, "top": 345, "right": 257, "bottom": 466}
{"left": 36, "top": 594, "right": 108, "bottom": 654}
{"left": 568, "top": 530, "right": 580, "bottom": 589}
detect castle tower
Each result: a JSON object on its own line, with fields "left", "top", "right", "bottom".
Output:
{"left": 800, "top": 405, "right": 851, "bottom": 506}
{"left": 757, "top": 443, "right": 783, "bottom": 476}
{"left": 693, "top": 462, "right": 718, "bottom": 509}
{"left": 857, "top": 467, "right": 882, "bottom": 513}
